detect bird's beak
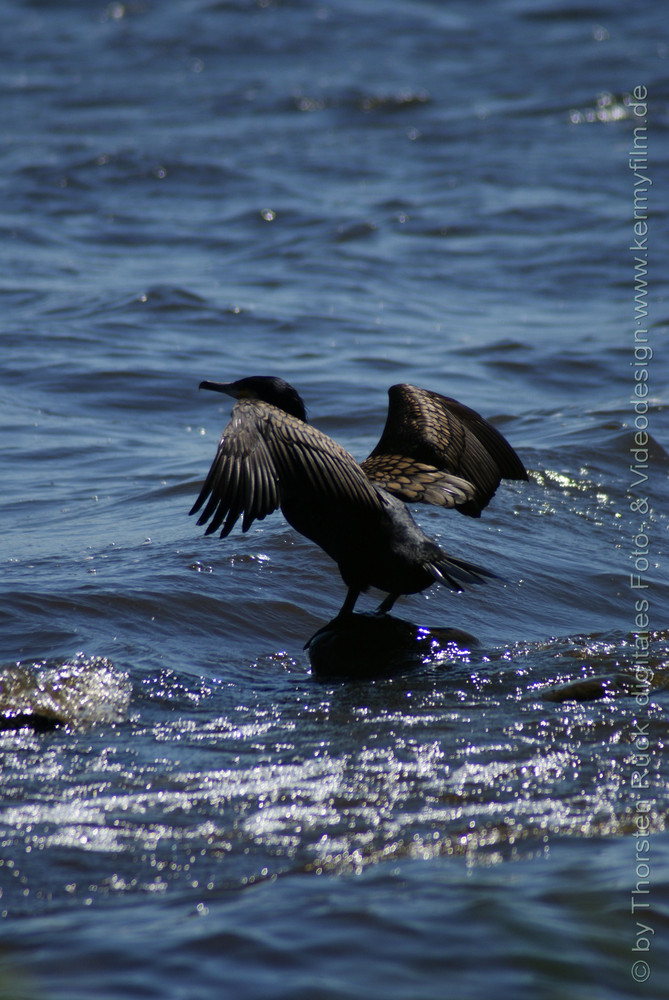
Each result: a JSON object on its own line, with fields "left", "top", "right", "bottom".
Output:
{"left": 199, "top": 380, "right": 239, "bottom": 397}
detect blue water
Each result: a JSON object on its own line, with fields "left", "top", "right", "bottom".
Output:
{"left": 2, "top": 1, "right": 669, "bottom": 997}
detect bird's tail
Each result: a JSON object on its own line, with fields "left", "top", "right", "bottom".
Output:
{"left": 425, "top": 549, "right": 499, "bottom": 593}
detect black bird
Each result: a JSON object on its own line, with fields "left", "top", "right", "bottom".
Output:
{"left": 190, "top": 376, "right": 528, "bottom": 616}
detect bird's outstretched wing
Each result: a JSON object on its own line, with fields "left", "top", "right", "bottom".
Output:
{"left": 360, "top": 384, "right": 528, "bottom": 517}
{"left": 190, "top": 398, "right": 383, "bottom": 537}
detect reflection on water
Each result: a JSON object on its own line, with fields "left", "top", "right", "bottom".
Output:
{"left": 2, "top": 630, "right": 666, "bottom": 922}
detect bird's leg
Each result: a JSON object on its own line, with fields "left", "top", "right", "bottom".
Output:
{"left": 375, "top": 592, "right": 398, "bottom": 615}
{"left": 337, "top": 587, "right": 360, "bottom": 617}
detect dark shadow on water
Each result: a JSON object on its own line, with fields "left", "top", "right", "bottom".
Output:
{"left": 305, "top": 612, "right": 479, "bottom": 681}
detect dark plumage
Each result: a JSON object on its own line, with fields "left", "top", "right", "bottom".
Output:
{"left": 190, "top": 376, "right": 528, "bottom": 616}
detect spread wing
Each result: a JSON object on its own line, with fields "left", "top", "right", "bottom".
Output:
{"left": 190, "top": 398, "right": 383, "bottom": 537}
{"left": 360, "top": 384, "right": 528, "bottom": 517}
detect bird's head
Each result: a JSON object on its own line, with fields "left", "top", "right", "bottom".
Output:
{"left": 199, "top": 375, "right": 307, "bottom": 421}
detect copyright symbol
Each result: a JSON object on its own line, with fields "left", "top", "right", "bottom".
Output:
{"left": 632, "top": 960, "right": 650, "bottom": 983}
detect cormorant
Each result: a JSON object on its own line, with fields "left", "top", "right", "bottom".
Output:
{"left": 190, "top": 376, "right": 528, "bottom": 616}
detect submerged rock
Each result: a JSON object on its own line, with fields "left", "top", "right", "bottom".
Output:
{"left": 542, "top": 672, "right": 636, "bottom": 703}
{"left": 0, "top": 654, "right": 131, "bottom": 730}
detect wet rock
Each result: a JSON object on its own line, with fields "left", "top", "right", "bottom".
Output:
{"left": 0, "top": 708, "right": 63, "bottom": 733}
{"left": 306, "top": 612, "right": 478, "bottom": 680}
{"left": 542, "top": 673, "right": 636, "bottom": 703}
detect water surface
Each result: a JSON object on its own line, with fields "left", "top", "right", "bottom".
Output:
{"left": 1, "top": 1, "right": 668, "bottom": 997}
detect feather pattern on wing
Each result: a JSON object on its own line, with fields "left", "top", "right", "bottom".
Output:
{"left": 190, "top": 398, "right": 383, "bottom": 537}
{"left": 360, "top": 383, "right": 528, "bottom": 517}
